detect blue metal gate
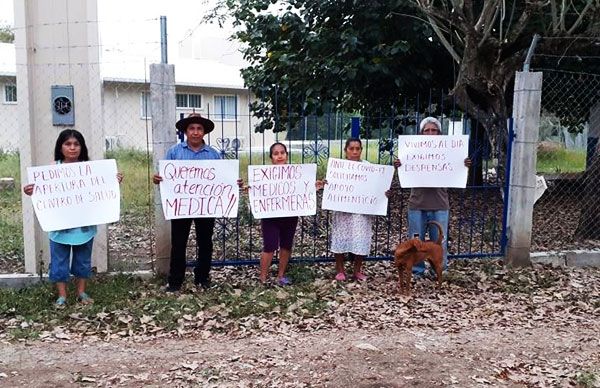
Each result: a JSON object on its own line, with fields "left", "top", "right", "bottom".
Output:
{"left": 186, "top": 96, "right": 512, "bottom": 267}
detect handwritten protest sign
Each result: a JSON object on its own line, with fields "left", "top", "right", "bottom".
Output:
{"left": 534, "top": 175, "right": 547, "bottom": 204}
{"left": 397, "top": 135, "right": 469, "bottom": 188}
{"left": 158, "top": 159, "right": 239, "bottom": 219}
{"left": 27, "top": 159, "right": 120, "bottom": 232}
{"left": 322, "top": 158, "right": 394, "bottom": 216}
{"left": 248, "top": 164, "right": 317, "bottom": 219}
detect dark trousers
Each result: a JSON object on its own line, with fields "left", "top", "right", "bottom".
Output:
{"left": 168, "top": 218, "right": 215, "bottom": 288}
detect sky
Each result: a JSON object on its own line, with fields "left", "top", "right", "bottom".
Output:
{"left": 0, "top": 0, "right": 243, "bottom": 66}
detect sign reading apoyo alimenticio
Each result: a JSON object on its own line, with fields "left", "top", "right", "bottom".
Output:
{"left": 322, "top": 158, "right": 394, "bottom": 216}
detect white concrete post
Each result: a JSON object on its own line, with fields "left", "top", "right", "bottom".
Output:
{"left": 506, "top": 71, "right": 543, "bottom": 267}
{"left": 150, "top": 64, "right": 176, "bottom": 275}
{"left": 16, "top": 0, "right": 105, "bottom": 274}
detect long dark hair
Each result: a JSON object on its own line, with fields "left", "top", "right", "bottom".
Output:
{"left": 54, "top": 129, "right": 89, "bottom": 162}
{"left": 344, "top": 137, "right": 362, "bottom": 150}
{"left": 269, "top": 142, "right": 288, "bottom": 158}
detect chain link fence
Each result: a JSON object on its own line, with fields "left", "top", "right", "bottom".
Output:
{"left": 533, "top": 68, "right": 600, "bottom": 251}
{"left": 0, "top": 17, "right": 162, "bottom": 274}
{"left": 1, "top": 15, "right": 515, "bottom": 275}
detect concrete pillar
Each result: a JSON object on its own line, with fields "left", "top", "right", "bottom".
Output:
{"left": 16, "top": 0, "right": 106, "bottom": 273}
{"left": 150, "top": 63, "right": 176, "bottom": 275}
{"left": 587, "top": 102, "right": 599, "bottom": 168}
{"left": 506, "top": 71, "right": 543, "bottom": 267}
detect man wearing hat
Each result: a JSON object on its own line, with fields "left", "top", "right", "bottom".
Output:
{"left": 153, "top": 113, "right": 221, "bottom": 292}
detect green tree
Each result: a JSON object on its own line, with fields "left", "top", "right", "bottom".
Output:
{"left": 0, "top": 25, "right": 14, "bottom": 43}
{"left": 209, "top": 0, "right": 456, "bottom": 133}
{"left": 212, "top": 0, "right": 598, "bottom": 137}
{"left": 413, "top": 1, "right": 600, "bottom": 238}
{"left": 412, "top": 0, "right": 600, "bottom": 151}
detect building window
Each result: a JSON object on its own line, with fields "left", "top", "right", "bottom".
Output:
{"left": 4, "top": 84, "right": 17, "bottom": 103}
{"left": 176, "top": 93, "right": 202, "bottom": 109}
{"left": 140, "top": 92, "right": 151, "bottom": 119}
{"left": 213, "top": 95, "right": 237, "bottom": 120}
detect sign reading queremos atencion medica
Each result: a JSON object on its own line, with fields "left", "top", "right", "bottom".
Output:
{"left": 158, "top": 159, "right": 239, "bottom": 219}
{"left": 27, "top": 159, "right": 121, "bottom": 232}
{"left": 397, "top": 135, "right": 469, "bottom": 188}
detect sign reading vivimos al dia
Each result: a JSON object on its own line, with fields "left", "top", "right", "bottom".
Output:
{"left": 248, "top": 163, "right": 317, "bottom": 219}
{"left": 158, "top": 159, "right": 239, "bottom": 219}
{"left": 321, "top": 158, "right": 394, "bottom": 216}
{"left": 397, "top": 134, "right": 469, "bottom": 188}
{"left": 27, "top": 159, "right": 121, "bottom": 232}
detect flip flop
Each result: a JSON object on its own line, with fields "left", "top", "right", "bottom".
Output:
{"left": 77, "top": 292, "right": 94, "bottom": 305}
{"left": 55, "top": 296, "right": 67, "bottom": 308}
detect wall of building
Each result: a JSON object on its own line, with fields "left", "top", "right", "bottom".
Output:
{"left": 1, "top": 77, "right": 279, "bottom": 153}
{"left": 101, "top": 82, "right": 277, "bottom": 152}
{"left": 0, "top": 77, "right": 19, "bottom": 152}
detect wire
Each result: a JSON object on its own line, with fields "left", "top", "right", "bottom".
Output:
{"left": 9, "top": 17, "right": 159, "bottom": 31}
{"left": 535, "top": 53, "right": 600, "bottom": 59}
{"left": 534, "top": 68, "right": 600, "bottom": 77}
{"left": 541, "top": 36, "right": 600, "bottom": 40}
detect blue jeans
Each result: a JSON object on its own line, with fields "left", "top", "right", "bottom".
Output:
{"left": 49, "top": 238, "right": 94, "bottom": 283}
{"left": 407, "top": 210, "right": 449, "bottom": 274}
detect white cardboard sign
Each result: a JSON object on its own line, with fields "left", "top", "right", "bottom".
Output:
{"left": 534, "top": 175, "right": 547, "bottom": 203}
{"left": 27, "top": 159, "right": 121, "bottom": 232}
{"left": 321, "top": 158, "right": 394, "bottom": 216}
{"left": 397, "top": 135, "right": 469, "bottom": 188}
{"left": 158, "top": 159, "right": 239, "bottom": 219}
{"left": 248, "top": 163, "right": 317, "bottom": 219}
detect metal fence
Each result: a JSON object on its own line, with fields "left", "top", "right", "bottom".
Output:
{"left": 532, "top": 68, "right": 600, "bottom": 251}
{"left": 1, "top": 91, "right": 511, "bottom": 274}
{"left": 0, "top": 13, "right": 513, "bottom": 274}
{"left": 0, "top": 16, "right": 162, "bottom": 274}
{"left": 196, "top": 90, "right": 512, "bottom": 268}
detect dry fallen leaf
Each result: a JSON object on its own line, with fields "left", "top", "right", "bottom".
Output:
{"left": 354, "top": 343, "right": 380, "bottom": 352}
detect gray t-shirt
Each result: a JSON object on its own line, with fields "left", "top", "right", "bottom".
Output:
{"left": 408, "top": 188, "right": 449, "bottom": 210}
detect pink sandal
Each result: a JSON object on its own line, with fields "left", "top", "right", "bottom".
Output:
{"left": 353, "top": 272, "right": 367, "bottom": 282}
{"left": 335, "top": 272, "right": 346, "bottom": 281}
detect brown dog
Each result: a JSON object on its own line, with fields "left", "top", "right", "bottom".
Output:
{"left": 394, "top": 221, "right": 444, "bottom": 295}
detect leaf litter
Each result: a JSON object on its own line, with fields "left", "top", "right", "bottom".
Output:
{"left": 0, "top": 260, "right": 599, "bottom": 386}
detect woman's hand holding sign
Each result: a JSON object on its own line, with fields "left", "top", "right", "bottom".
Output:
{"left": 23, "top": 183, "right": 34, "bottom": 196}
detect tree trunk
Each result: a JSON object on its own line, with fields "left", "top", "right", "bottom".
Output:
{"left": 450, "top": 37, "right": 519, "bottom": 184}
{"left": 575, "top": 140, "right": 600, "bottom": 240}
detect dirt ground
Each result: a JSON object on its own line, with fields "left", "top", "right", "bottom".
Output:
{"left": 2, "top": 261, "right": 600, "bottom": 387}
{"left": 3, "top": 260, "right": 600, "bottom": 388}
{"left": 1, "top": 324, "right": 599, "bottom": 387}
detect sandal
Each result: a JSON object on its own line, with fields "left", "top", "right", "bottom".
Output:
{"left": 55, "top": 296, "right": 67, "bottom": 308}
{"left": 77, "top": 292, "right": 94, "bottom": 305}
{"left": 277, "top": 277, "right": 291, "bottom": 286}
{"left": 353, "top": 272, "right": 367, "bottom": 282}
{"left": 335, "top": 272, "right": 346, "bottom": 281}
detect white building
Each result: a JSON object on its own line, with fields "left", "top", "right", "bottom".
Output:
{"left": 0, "top": 42, "right": 273, "bottom": 153}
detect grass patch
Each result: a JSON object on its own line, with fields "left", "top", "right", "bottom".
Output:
{"left": 0, "top": 273, "right": 328, "bottom": 339}
{"left": 0, "top": 151, "right": 23, "bottom": 259}
{"left": 576, "top": 371, "right": 599, "bottom": 388}
{"left": 537, "top": 148, "right": 586, "bottom": 173}
{"left": 106, "top": 149, "right": 153, "bottom": 210}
